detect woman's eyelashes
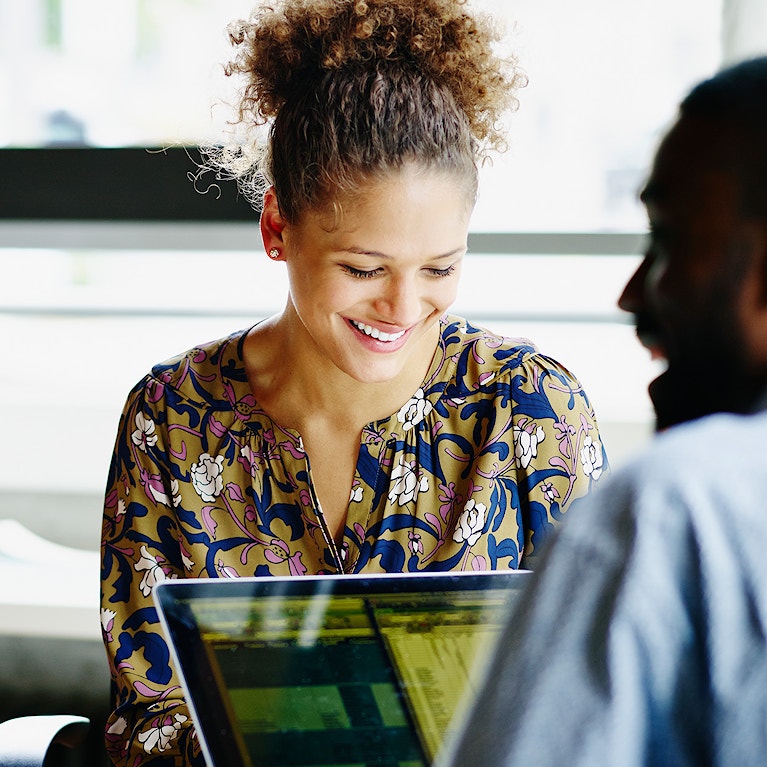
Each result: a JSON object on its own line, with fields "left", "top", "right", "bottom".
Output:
{"left": 427, "top": 264, "right": 457, "bottom": 278}
{"left": 340, "top": 263, "right": 458, "bottom": 279}
{"left": 341, "top": 265, "right": 382, "bottom": 279}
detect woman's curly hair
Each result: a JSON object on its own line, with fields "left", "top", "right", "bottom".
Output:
{"left": 209, "top": 0, "right": 525, "bottom": 221}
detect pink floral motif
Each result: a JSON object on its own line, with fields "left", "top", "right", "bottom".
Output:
{"left": 216, "top": 559, "right": 240, "bottom": 578}
{"left": 179, "top": 540, "right": 194, "bottom": 571}
{"left": 226, "top": 482, "right": 245, "bottom": 503}
{"left": 146, "top": 371, "right": 172, "bottom": 403}
{"left": 280, "top": 440, "right": 305, "bottom": 460}
{"left": 223, "top": 380, "right": 257, "bottom": 421}
{"left": 438, "top": 482, "right": 462, "bottom": 522}
{"left": 201, "top": 505, "right": 218, "bottom": 539}
{"left": 101, "top": 608, "right": 116, "bottom": 642}
{"left": 209, "top": 414, "right": 228, "bottom": 437}
{"left": 263, "top": 539, "right": 308, "bottom": 576}
{"left": 139, "top": 469, "right": 175, "bottom": 507}
{"left": 239, "top": 445, "right": 260, "bottom": 477}
{"left": 471, "top": 342, "right": 486, "bottom": 365}
{"left": 540, "top": 481, "right": 560, "bottom": 504}
{"left": 408, "top": 531, "right": 423, "bottom": 555}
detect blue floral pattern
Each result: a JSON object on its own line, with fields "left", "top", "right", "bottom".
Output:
{"left": 100, "top": 315, "right": 606, "bottom": 765}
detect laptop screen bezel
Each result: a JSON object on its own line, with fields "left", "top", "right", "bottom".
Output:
{"left": 154, "top": 570, "right": 531, "bottom": 767}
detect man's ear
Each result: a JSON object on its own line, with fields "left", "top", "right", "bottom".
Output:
{"left": 260, "top": 187, "right": 287, "bottom": 259}
{"left": 738, "top": 221, "right": 767, "bottom": 364}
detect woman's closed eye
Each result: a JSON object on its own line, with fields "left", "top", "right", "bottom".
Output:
{"left": 341, "top": 264, "right": 384, "bottom": 279}
{"left": 341, "top": 263, "right": 458, "bottom": 279}
{"left": 426, "top": 264, "right": 457, "bottom": 278}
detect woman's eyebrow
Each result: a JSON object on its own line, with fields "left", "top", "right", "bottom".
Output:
{"left": 341, "top": 246, "right": 466, "bottom": 259}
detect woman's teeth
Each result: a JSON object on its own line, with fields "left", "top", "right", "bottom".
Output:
{"left": 351, "top": 320, "right": 406, "bottom": 342}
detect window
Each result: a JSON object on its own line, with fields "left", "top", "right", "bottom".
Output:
{"left": 0, "top": 0, "right": 747, "bottom": 544}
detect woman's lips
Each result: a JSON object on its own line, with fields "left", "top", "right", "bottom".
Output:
{"left": 349, "top": 319, "right": 407, "bottom": 342}
{"left": 347, "top": 319, "right": 412, "bottom": 352}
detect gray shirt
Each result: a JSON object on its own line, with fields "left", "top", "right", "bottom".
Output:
{"left": 442, "top": 410, "right": 767, "bottom": 767}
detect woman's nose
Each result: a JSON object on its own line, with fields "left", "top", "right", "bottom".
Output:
{"left": 374, "top": 275, "right": 423, "bottom": 325}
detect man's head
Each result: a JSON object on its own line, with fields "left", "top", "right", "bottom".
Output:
{"left": 619, "top": 56, "right": 767, "bottom": 430}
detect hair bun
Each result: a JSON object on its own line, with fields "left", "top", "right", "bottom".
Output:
{"left": 226, "top": 0, "right": 523, "bottom": 149}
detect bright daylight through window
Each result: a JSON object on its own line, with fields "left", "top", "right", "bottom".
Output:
{"left": 0, "top": 0, "right": 736, "bottom": 526}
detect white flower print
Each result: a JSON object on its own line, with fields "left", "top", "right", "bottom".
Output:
{"left": 170, "top": 478, "right": 181, "bottom": 507}
{"left": 387, "top": 458, "right": 429, "bottom": 506}
{"left": 240, "top": 444, "right": 259, "bottom": 478}
{"left": 101, "top": 608, "right": 117, "bottom": 641}
{"left": 135, "top": 545, "right": 176, "bottom": 597}
{"left": 397, "top": 388, "right": 433, "bottom": 432}
{"left": 137, "top": 713, "right": 188, "bottom": 753}
{"left": 580, "top": 435, "right": 604, "bottom": 481}
{"left": 349, "top": 484, "right": 364, "bottom": 503}
{"left": 513, "top": 422, "right": 545, "bottom": 469}
{"left": 106, "top": 717, "right": 128, "bottom": 736}
{"left": 453, "top": 499, "right": 488, "bottom": 547}
{"left": 131, "top": 413, "right": 157, "bottom": 453}
{"left": 190, "top": 453, "right": 224, "bottom": 501}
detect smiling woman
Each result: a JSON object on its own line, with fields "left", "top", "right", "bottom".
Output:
{"left": 99, "top": 1, "right": 608, "bottom": 766}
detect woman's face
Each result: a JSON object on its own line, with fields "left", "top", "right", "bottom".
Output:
{"left": 268, "top": 165, "right": 473, "bottom": 385}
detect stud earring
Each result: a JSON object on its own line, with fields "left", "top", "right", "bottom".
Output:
{"left": 268, "top": 248, "right": 281, "bottom": 260}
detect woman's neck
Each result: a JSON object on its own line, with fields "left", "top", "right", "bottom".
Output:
{"left": 243, "top": 309, "right": 439, "bottom": 432}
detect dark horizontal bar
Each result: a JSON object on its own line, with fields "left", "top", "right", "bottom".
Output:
{"left": 0, "top": 147, "right": 256, "bottom": 221}
{"left": 0, "top": 149, "right": 645, "bottom": 260}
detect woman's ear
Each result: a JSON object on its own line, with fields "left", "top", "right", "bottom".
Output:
{"left": 260, "top": 187, "right": 287, "bottom": 260}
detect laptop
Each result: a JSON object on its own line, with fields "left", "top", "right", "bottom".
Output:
{"left": 155, "top": 570, "right": 531, "bottom": 767}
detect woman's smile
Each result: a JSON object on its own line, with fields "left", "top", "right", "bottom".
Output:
{"left": 262, "top": 164, "right": 472, "bottom": 385}
{"left": 347, "top": 318, "right": 412, "bottom": 350}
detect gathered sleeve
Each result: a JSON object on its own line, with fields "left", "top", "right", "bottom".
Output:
{"left": 100, "top": 376, "right": 204, "bottom": 767}
{"left": 503, "top": 351, "right": 607, "bottom": 567}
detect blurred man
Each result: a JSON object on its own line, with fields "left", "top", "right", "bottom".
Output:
{"left": 441, "top": 57, "right": 767, "bottom": 767}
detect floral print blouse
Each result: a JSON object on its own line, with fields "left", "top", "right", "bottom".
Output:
{"left": 100, "top": 314, "right": 607, "bottom": 766}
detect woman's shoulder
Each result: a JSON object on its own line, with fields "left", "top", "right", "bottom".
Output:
{"left": 133, "top": 328, "right": 251, "bottom": 408}
{"left": 437, "top": 314, "right": 580, "bottom": 392}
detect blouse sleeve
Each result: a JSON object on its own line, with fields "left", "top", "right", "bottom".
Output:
{"left": 100, "top": 377, "right": 204, "bottom": 767}
{"left": 508, "top": 352, "right": 608, "bottom": 568}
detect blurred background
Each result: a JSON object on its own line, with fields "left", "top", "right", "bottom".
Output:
{"left": 1, "top": 0, "right": 765, "bottom": 763}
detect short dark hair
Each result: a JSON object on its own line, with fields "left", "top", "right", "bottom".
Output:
{"left": 681, "top": 56, "right": 767, "bottom": 218}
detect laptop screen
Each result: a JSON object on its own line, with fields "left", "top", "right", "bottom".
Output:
{"left": 155, "top": 571, "right": 530, "bottom": 767}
